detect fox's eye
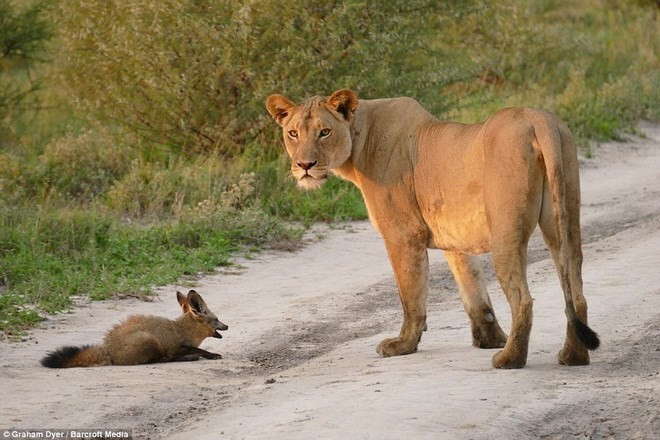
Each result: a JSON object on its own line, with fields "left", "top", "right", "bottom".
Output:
{"left": 319, "top": 128, "right": 331, "bottom": 138}
{"left": 288, "top": 130, "right": 298, "bottom": 139}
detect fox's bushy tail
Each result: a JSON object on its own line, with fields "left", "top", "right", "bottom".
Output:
{"left": 41, "top": 345, "right": 111, "bottom": 368}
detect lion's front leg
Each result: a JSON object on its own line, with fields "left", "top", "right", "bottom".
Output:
{"left": 377, "top": 235, "right": 429, "bottom": 357}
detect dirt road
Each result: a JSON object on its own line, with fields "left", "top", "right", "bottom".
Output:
{"left": 1, "top": 122, "right": 658, "bottom": 439}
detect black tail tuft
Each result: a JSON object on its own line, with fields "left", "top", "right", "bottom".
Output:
{"left": 573, "top": 317, "right": 600, "bottom": 350}
{"left": 40, "top": 345, "right": 84, "bottom": 368}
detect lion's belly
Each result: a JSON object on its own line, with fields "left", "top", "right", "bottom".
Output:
{"left": 414, "top": 122, "right": 492, "bottom": 254}
{"left": 420, "top": 197, "right": 492, "bottom": 254}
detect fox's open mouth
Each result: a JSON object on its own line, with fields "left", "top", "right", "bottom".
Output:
{"left": 212, "top": 322, "right": 228, "bottom": 338}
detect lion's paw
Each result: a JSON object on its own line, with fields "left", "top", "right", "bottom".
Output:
{"left": 376, "top": 337, "right": 418, "bottom": 357}
{"left": 557, "top": 347, "right": 589, "bottom": 366}
{"left": 491, "top": 349, "right": 527, "bottom": 369}
{"left": 472, "top": 325, "right": 508, "bottom": 349}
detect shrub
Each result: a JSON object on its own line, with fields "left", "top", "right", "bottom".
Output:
{"left": 40, "top": 128, "right": 135, "bottom": 202}
{"left": 0, "top": 0, "right": 53, "bottom": 132}
{"left": 0, "top": 152, "right": 22, "bottom": 202}
{"left": 54, "top": 0, "right": 460, "bottom": 156}
{"left": 442, "top": 0, "right": 658, "bottom": 147}
{"left": 554, "top": 69, "right": 659, "bottom": 143}
{"left": 440, "top": 1, "right": 580, "bottom": 88}
{"left": 107, "top": 153, "right": 235, "bottom": 218}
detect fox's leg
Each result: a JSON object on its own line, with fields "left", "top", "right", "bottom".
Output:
{"left": 172, "top": 345, "right": 223, "bottom": 361}
{"left": 161, "top": 354, "right": 201, "bottom": 362}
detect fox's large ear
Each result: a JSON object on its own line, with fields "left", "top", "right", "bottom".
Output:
{"left": 266, "top": 94, "right": 295, "bottom": 126}
{"left": 177, "top": 291, "right": 192, "bottom": 314}
{"left": 326, "top": 89, "right": 357, "bottom": 120}
{"left": 187, "top": 290, "right": 209, "bottom": 315}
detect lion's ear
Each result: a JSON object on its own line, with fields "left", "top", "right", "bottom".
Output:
{"left": 266, "top": 94, "right": 295, "bottom": 126}
{"left": 326, "top": 89, "right": 358, "bottom": 120}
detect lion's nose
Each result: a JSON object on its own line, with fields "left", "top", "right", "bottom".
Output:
{"left": 297, "top": 160, "right": 317, "bottom": 171}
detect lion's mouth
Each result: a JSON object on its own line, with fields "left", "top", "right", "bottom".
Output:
{"left": 301, "top": 172, "right": 327, "bottom": 180}
{"left": 298, "top": 173, "right": 327, "bottom": 190}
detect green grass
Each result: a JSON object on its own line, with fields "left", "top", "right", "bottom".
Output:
{"left": 0, "top": 205, "right": 301, "bottom": 337}
{"left": 268, "top": 177, "right": 367, "bottom": 224}
{"left": 254, "top": 158, "right": 368, "bottom": 224}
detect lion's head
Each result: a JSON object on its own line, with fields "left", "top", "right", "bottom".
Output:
{"left": 266, "top": 89, "right": 358, "bottom": 190}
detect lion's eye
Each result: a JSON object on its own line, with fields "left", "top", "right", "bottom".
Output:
{"left": 319, "top": 128, "right": 331, "bottom": 138}
{"left": 288, "top": 130, "right": 298, "bottom": 139}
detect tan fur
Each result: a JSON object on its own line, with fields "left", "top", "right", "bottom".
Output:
{"left": 266, "top": 90, "right": 599, "bottom": 368}
{"left": 40, "top": 290, "right": 228, "bottom": 368}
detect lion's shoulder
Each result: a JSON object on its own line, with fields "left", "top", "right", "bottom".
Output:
{"left": 359, "top": 97, "right": 438, "bottom": 139}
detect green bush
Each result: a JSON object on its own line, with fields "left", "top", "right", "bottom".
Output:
{"left": 55, "top": 0, "right": 459, "bottom": 156}
{"left": 107, "top": 153, "right": 235, "bottom": 218}
{"left": 40, "top": 128, "right": 135, "bottom": 202}
{"left": 0, "top": 0, "right": 53, "bottom": 136}
{"left": 0, "top": 152, "right": 22, "bottom": 201}
{"left": 440, "top": 0, "right": 658, "bottom": 144}
{"left": 441, "top": 1, "right": 580, "bottom": 89}
{"left": 55, "top": 0, "right": 657, "bottom": 159}
{"left": 555, "top": 69, "right": 658, "bottom": 143}
{"left": 256, "top": 159, "right": 367, "bottom": 223}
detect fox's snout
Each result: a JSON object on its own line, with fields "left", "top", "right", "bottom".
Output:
{"left": 211, "top": 320, "right": 228, "bottom": 338}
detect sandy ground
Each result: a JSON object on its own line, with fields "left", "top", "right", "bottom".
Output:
{"left": 1, "top": 122, "right": 659, "bottom": 440}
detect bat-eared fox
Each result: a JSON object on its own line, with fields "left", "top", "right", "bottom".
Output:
{"left": 41, "top": 290, "right": 227, "bottom": 368}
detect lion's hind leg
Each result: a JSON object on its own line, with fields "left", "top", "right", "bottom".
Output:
{"left": 539, "top": 185, "right": 592, "bottom": 366}
{"left": 484, "top": 129, "right": 544, "bottom": 369}
{"left": 490, "top": 244, "right": 534, "bottom": 369}
{"left": 444, "top": 251, "right": 507, "bottom": 349}
{"left": 536, "top": 115, "right": 598, "bottom": 365}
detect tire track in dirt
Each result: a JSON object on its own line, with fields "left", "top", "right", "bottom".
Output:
{"left": 520, "top": 317, "right": 659, "bottom": 440}
{"left": 239, "top": 206, "right": 659, "bottom": 379}
{"left": 168, "top": 206, "right": 660, "bottom": 440}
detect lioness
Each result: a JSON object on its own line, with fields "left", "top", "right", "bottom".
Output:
{"left": 266, "top": 89, "right": 599, "bottom": 368}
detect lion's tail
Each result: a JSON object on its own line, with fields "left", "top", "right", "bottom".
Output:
{"left": 41, "top": 345, "right": 111, "bottom": 368}
{"left": 533, "top": 113, "right": 600, "bottom": 351}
